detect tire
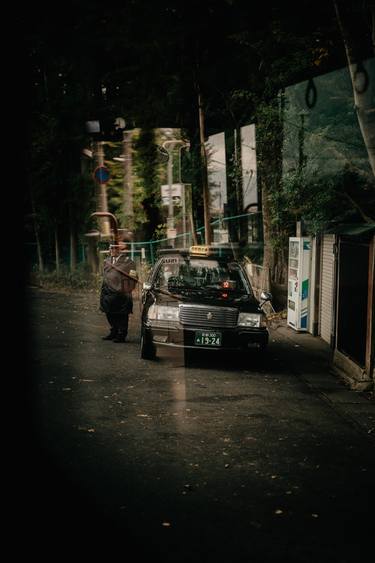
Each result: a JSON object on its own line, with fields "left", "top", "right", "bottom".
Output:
{"left": 183, "top": 348, "right": 192, "bottom": 366}
{"left": 257, "top": 341, "right": 268, "bottom": 353}
{"left": 140, "top": 331, "right": 156, "bottom": 360}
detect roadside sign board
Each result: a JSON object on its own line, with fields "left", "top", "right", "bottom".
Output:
{"left": 167, "top": 228, "right": 177, "bottom": 239}
{"left": 161, "top": 183, "right": 183, "bottom": 206}
{"left": 94, "top": 166, "right": 110, "bottom": 184}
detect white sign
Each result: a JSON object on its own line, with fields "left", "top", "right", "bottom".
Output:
{"left": 167, "top": 228, "right": 177, "bottom": 239}
{"left": 161, "top": 183, "right": 183, "bottom": 206}
{"left": 213, "top": 229, "right": 229, "bottom": 243}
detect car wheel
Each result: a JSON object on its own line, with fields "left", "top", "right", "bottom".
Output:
{"left": 140, "top": 332, "right": 156, "bottom": 360}
{"left": 183, "top": 348, "right": 192, "bottom": 366}
{"left": 257, "top": 341, "right": 268, "bottom": 353}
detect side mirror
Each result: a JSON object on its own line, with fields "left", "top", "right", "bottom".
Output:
{"left": 260, "top": 291, "right": 272, "bottom": 302}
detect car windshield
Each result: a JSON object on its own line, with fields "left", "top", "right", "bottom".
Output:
{"left": 155, "top": 257, "right": 250, "bottom": 295}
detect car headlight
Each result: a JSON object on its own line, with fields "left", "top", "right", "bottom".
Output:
{"left": 147, "top": 304, "right": 180, "bottom": 321}
{"left": 238, "top": 313, "right": 263, "bottom": 327}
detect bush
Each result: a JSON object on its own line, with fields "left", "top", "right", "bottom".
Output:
{"left": 29, "top": 264, "right": 101, "bottom": 292}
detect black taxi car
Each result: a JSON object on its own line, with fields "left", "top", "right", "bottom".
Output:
{"left": 140, "top": 245, "right": 272, "bottom": 360}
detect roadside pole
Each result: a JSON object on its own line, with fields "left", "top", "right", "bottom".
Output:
{"left": 167, "top": 145, "right": 175, "bottom": 247}
{"left": 123, "top": 130, "right": 134, "bottom": 231}
{"left": 94, "top": 141, "right": 111, "bottom": 236}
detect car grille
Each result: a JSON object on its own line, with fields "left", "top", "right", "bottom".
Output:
{"left": 179, "top": 304, "right": 238, "bottom": 328}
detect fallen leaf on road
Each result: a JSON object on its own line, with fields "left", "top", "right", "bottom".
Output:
{"left": 274, "top": 509, "right": 283, "bottom": 515}
{"left": 162, "top": 522, "right": 171, "bottom": 527}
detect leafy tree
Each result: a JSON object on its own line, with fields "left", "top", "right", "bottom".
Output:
{"left": 133, "top": 129, "right": 164, "bottom": 241}
{"left": 26, "top": 0, "right": 374, "bottom": 278}
{"left": 282, "top": 62, "right": 375, "bottom": 233}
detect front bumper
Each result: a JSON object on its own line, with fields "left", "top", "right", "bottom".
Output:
{"left": 143, "top": 323, "right": 268, "bottom": 351}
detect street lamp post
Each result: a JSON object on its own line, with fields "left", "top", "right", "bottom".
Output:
{"left": 164, "top": 140, "right": 175, "bottom": 241}
{"left": 113, "top": 130, "right": 134, "bottom": 232}
{"left": 162, "top": 137, "right": 190, "bottom": 247}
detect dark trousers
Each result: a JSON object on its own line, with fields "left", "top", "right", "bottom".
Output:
{"left": 106, "top": 312, "right": 129, "bottom": 336}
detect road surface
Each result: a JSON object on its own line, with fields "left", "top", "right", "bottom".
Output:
{"left": 24, "top": 288, "right": 375, "bottom": 562}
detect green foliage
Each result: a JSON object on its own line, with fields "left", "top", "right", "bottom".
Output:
{"left": 281, "top": 166, "right": 375, "bottom": 234}
{"left": 30, "top": 264, "right": 101, "bottom": 291}
{"left": 104, "top": 141, "right": 126, "bottom": 225}
{"left": 280, "top": 170, "right": 335, "bottom": 234}
{"left": 133, "top": 129, "right": 164, "bottom": 240}
{"left": 152, "top": 223, "right": 167, "bottom": 240}
{"left": 28, "top": 104, "right": 97, "bottom": 269}
{"left": 282, "top": 63, "right": 375, "bottom": 232}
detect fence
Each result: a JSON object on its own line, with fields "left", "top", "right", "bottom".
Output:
{"left": 26, "top": 211, "right": 264, "bottom": 272}
{"left": 126, "top": 211, "right": 263, "bottom": 266}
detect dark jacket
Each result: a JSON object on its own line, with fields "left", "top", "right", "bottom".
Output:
{"left": 100, "top": 254, "right": 137, "bottom": 314}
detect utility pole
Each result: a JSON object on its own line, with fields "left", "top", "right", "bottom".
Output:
{"left": 298, "top": 112, "right": 307, "bottom": 176}
{"left": 167, "top": 142, "right": 175, "bottom": 246}
{"left": 94, "top": 141, "right": 111, "bottom": 236}
{"left": 197, "top": 88, "right": 212, "bottom": 245}
{"left": 162, "top": 137, "right": 191, "bottom": 248}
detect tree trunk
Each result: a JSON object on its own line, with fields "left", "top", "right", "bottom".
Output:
{"left": 54, "top": 225, "right": 60, "bottom": 275}
{"left": 70, "top": 227, "right": 77, "bottom": 272}
{"left": 95, "top": 141, "right": 111, "bottom": 235}
{"left": 257, "top": 94, "right": 287, "bottom": 286}
{"left": 234, "top": 126, "right": 248, "bottom": 245}
{"left": 333, "top": 0, "right": 375, "bottom": 178}
{"left": 189, "top": 210, "right": 198, "bottom": 245}
{"left": 30, "top": 188, "right": 44, "bottom": 273}
{"left": 87, "top": 238, "right": 99, "bottom": 274}
{"left": 225, "top": 129, "right": 239, "bottom": 243}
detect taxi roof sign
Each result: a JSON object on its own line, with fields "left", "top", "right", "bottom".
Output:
{"left": 189, "top": 244, "right": 239, "bottom": 259}
{"left": 189, "top": 245, "right": 212, "bottom": 256}
{"left": 157, "top": 245, "right": 238, "bottom": 259}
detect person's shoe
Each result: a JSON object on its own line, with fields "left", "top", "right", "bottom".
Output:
{"left": 102, "top": 330, "right": 117, "bottom": 340}
{"left": 113, "top": 333, "right": 127, "bottom": 343}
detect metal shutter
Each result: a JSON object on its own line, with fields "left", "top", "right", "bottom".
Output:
{"left": 319, "top": 235, "right": 335, "bottom": 344}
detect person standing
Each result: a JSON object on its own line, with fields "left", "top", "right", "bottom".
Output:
{"left": 100, "top": 241, "right": 138, "bottom": 342}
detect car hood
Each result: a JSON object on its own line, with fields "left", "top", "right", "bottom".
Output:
{"left": 154, "top": 289, "right": 262, "bottom": 313}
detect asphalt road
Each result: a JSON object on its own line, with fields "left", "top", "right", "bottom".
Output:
{"left": 24, "top": 288, "right": 375, "bottom": 562}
